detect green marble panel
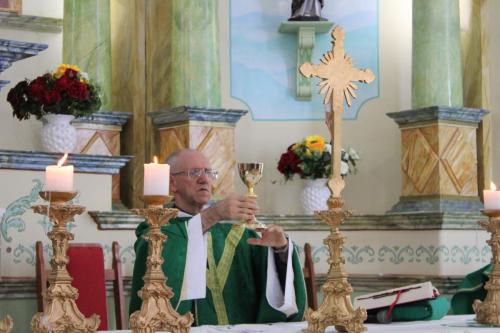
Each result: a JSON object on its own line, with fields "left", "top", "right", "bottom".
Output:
{"left": 63, "top": 0, "right": 112, "bottom": 110}
{"left": 412, "top": 0, "right": 463, "bottom": 108}
{"left": 169, "top": 0, "right": 221, "bottom": 107}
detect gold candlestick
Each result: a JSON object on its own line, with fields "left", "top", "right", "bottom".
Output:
{"left": 473, "top": 209, "right": 500, "bottom": 326}
{"left": 0, "top": 315, "right": 13, "bottom": 333}
{"left": 31, "top": 191, "right": 100, "bottom": 333}
{"left": 129, "top": 195, "right": 193, "bottom": 333}
{"left": 300, "top": 26, "right": 374, "bottom": 333}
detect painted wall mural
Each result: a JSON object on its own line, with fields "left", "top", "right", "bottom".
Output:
{"left": 230, "top": 0, "right": 379, "bottom": 120}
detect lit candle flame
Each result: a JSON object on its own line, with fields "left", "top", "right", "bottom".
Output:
{"left": 153, "top": 156, "right": 158, "bottom": 164}
{"left": 492, "top": 182, "right": 497, "bottom": 191}
{"left": 57, "top": 153, "right": 69, "bottom": 167}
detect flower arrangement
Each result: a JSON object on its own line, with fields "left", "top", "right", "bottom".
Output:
{"left": 277, "top": 135, "right": 359, "bottom": 181}
{"left": 6, "top": 64, "right": 101, "bottom": 121}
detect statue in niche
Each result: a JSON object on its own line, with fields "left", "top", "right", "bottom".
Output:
{"left": 289, "top": 0, "right": 326, "bottom": 21}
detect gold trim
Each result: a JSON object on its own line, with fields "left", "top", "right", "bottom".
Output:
{"left": 206, "top": 226, "right": 246, "bottom": 325}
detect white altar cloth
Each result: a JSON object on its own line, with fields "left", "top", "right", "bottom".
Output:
{"left": 101, "top": 315, "right": 498, "bottom": 332}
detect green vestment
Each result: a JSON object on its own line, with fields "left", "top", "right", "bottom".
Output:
{"left": 451, "top": 264, "right": 491, "bottom": 314}
{"left": 129, "top": 217, "right": 307, "bottom": 325}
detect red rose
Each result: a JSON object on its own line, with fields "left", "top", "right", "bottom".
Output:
{"left": 54, "top": 75, "right": 72, "bottom": 92}
{"left": 41, "top": 90, "right": 61, "bottom": 105}
{"left": 27, "top": 77, "right": 47, "bottom": 102}
{"left": 7, "top": 80, "right": 28, "bottom": 109}
{"left": 277, "top": 150, "right": 302, "bottom": 176}
{"left": 67, "top": 80, "right": 88, "bottom": 100}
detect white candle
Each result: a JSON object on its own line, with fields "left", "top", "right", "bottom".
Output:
{"left": 144, "top": 156, "right": 170, "bottom": 196}
{"left": 484, "top": 182, "right": 500, "bottom": 210}
{"left": 44, "top": 153, "right": 74, "bottom": 192}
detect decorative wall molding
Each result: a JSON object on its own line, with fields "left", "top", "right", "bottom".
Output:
{"left": 0, "top": 150, "right": 132, "bottom": 174}
{"left": 0, "top": 13, "right": 62, "bottom": 33}
{"left": 89, "top": 212, "right": 484, "bottom": 231}
{"left": 149, "top": 106, "right": 248, "bottom": 127}
{"left": 72, "top": 111, "right": 132, "bottom": 127}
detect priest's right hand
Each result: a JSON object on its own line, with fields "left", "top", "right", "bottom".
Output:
{"left": 200, "top": 193, "right": 258, "bottom": 232}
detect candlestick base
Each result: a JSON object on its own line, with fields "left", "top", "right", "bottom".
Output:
{"left": 473, "top": 209, "right": 500, "bottom": 326}
{"left": 31, "top": 192, "right": 100, "bottom": 333}
{"left": 0, "top": 315, "right": 13, "bottom": 333}
{"left": 129, "top": 203, "right": 193, "bottom": 333}
{"left": 305, "top": 197, "right": 366, "bottom": 333}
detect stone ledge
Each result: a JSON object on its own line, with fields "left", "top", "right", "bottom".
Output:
{"left": 387, "top": 106, "right": 488, "bottom": 126}
{"left": 149, "top": 105, "right": 248, "bottom": 127}
{"left": 0, "top": 13, "right": 62, "bottom": 33}
{"left": 71, "top": 111, "right": 132, "bottom": 127}
{"left": 88, "top": 211, "right": 484, "bottom": 231}
{"left": 0, "top": 150, "right": 133, "bottom": 175}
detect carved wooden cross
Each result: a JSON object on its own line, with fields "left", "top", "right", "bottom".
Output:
{"left": 300, "top": 26, "right": 375, "bottom": 198}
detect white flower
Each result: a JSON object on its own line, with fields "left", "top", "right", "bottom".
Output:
{"left": 341, "top": 161, "right": 349, "bottom": 176}
{"left": 80, "top": 71, "right": 89, "bottom": 80}
{"left": 325, "top": 143, "right": 332, "bottom": 153}
{"left": 347, "top": 147, "right": 360, "bottom": 160}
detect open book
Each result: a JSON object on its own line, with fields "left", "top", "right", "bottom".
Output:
{"left": 353, "top": 282, "right": 440, "bottom": 311}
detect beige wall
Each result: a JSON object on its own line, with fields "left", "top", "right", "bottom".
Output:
{"left": 220, "top": 0, "right": 411, "bottom": 214}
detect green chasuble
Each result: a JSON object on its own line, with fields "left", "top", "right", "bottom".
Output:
{"left": 129, "top": 217, "right": 307, "bottom": 325}
{"left": 451, "top": 264, "right": 491, "bottom": 314}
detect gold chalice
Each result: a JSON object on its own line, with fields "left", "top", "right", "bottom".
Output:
{"left": 238, "top": 162, "right": 265, "bottom": 229}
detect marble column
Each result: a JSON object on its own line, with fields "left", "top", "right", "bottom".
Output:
{"left": 63, "top": 0, "right": 112, "bottom": 110}
{"left": 168, "top": 0, "right": 221, "bottom": 108}
{"left": 412, "top": 0, "right": 463, "bottom": 108}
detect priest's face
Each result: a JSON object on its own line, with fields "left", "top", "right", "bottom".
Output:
{"left": 170, "top": 150, "right": 213, "bottom": 214}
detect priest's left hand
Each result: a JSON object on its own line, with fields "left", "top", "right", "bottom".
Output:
{"left": 247, "top": 224, "right": 288, "bottom": 249}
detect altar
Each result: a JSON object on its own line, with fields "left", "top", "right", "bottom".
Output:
{"left": 101, "top": 315, "right": 496, "bottom": 333}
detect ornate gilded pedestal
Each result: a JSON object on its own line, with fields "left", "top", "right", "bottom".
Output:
{"left": 0, "top": 315, "right": 13, "bottom": 333}
{"left": 304, "top": 197, "right": 366, "bottom": 333}
{"left": 129, "top": 195, "right": 193, "bottom": 333}
{"left": 473, "top": 210, "right": 500, "bottom": 326}
{"left": 31, "top": 191, "right": 100, "bottom": 333}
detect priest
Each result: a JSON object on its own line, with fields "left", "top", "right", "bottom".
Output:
{"left": 130, "top": 149, "right": 307, "bottom": 325}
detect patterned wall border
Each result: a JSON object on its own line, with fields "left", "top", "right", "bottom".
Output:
{"left": 296, "top": 244, "right": 491, "bottom": 266}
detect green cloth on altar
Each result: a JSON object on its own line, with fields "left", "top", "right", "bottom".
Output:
{"left": 451, "top": 264, "right": 491, "bottom": 314}
{"left": 129, "top": 217, "right": 307, "bottom": 325}
{"left": 390, "top": 296, "right": 450, "bottom": 321}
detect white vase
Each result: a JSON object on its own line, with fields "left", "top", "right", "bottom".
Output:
{"left": 300, "top": 178, "right": 330, "bottom": 215}
{"left": 41, "top": 114, "right": 77, "bottom": 153}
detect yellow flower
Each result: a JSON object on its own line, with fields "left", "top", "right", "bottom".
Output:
{"left": 53, "top": 64, "right": 81, "bottom": 79}
{"left": 304, "top": 135, "right": 325, "bottom": 152}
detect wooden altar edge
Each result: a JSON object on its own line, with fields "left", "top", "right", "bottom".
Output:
{"left": 88, "top": 211, "right": 484, "bottom": 231}
{"left": 0, "top": 150, "right": 133, "bottom": 175}
{"left": 0, "top": 274, "right": 463, "bottom": 299}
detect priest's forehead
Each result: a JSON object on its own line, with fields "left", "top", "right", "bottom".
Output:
{"left": 167, "top": 149, "right": 211, "bottom": 172}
